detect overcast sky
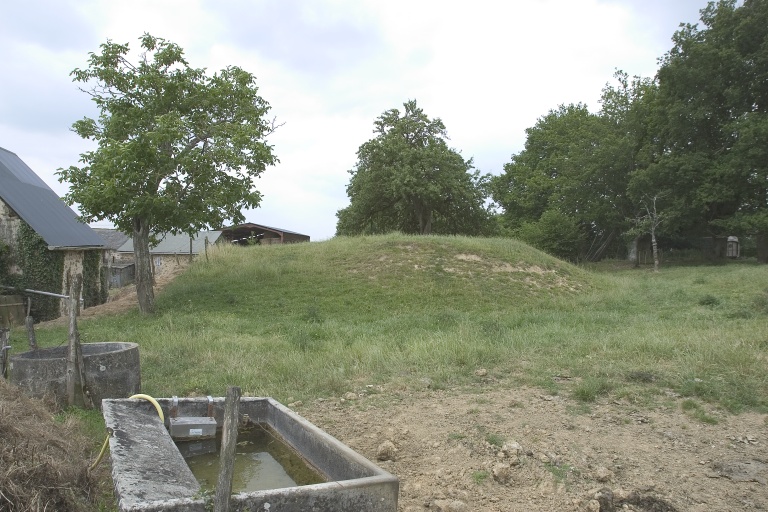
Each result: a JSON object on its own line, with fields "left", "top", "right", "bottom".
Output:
{"left": 0, "top": 0, "right": 708, "bottom": 241}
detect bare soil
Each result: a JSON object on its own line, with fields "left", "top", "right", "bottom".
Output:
{"left": 37, "top": 266, "right": 188, "bottom": 328}
{"left": 33, "top": 269, "right": 768, "bottom": 511}
{"left": 298, "top": 382, "right": 768, "bottom": 512}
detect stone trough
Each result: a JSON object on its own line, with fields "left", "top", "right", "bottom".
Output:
{"left": 101, "top": 396, "right": 399, "bottom": 512}
{"left": 10, "top": 342, "right": 140, "bottom": 407}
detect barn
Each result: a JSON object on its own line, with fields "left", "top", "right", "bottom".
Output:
{"left": 0, "top": 147, "right": 107, "bottom": 321}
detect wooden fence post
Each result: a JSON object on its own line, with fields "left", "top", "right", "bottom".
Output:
{"left": 214, "top": 386, "right": 241, "bottom": 512}
{"left": 65, "top": 274, "right": 92, "bottom": 408}
{"left": 25, "top": 297, "right": 37, "bottom": 351}
{"left": 0, "top": 327, "right": 9, "bottom": 380}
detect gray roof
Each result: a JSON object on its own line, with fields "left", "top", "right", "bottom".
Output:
{"left": 118, "top": 231, "right": 222, "bottom": 255}
{"left": 92, "top": 228, "right": 130, "bottom": 251}
{"left": 0, "top": 147, "right": 105, "bottom": 249}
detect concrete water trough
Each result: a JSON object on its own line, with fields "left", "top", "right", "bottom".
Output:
{"left": 10, "top": 342, "right": 140, "bottom": 407}
{"left": 101, "top": 396, "right": 399, "bottom": 512}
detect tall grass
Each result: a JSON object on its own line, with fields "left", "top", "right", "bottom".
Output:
{"left": 20, "top": 234, "right": 768, "bottom": 413}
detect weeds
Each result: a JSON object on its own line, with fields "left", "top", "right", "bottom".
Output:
{"left": 698, "top": 294, "right": 721, "bottom": 307}
{"left": 681, "top": 399, "right": 719, "bottom": 424}
{"left": 545, "top": 462, "right": 578, "bottom": 485}
{"left": 572, "top": 378, "right": 613, "bottom": 403}
{"left": 485, "top": 432, "right": 505, "bottom": 448}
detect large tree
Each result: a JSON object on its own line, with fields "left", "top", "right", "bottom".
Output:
{"left": 646, "top": 0, "right": 768, "bottom": 261}
{"left": 491, "top": 100, "right": 636, "bottom": 261}
{"left": 492, "top": 71, "right": 662, "bottom": 262}
{"left": 336, "top": 100, "right": 492, "bottom": 236}
{"left": 59, "top": 34, "right": 278, "bottom": 313}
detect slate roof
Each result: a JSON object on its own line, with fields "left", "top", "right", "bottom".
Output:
{"left": 92, "top": 228, "right": 130, "bottom": 251}
{"left": 118, "top": 231, "right": 222, "bottom": 255}
{"left": 0, "top": 147, "right": 105, "bottom": 249}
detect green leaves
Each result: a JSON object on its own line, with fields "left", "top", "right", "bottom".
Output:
{"left": 59, "top": 33, "right": 277, "bottom": 237}
{"left": 490, "top": 100, "right": 639, "bottom": 261}
{"left": 337, "top": 100, "right": 492, "bottom": 236}
{"left": 60, "top": 33, "right": 278, "bottom": 313}
{"left": 650, "top": 0, "right": 768, "bottom": 259}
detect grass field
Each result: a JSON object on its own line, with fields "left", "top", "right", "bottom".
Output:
{"left": 20, "top": 233, "right": 768, "bottom": 414}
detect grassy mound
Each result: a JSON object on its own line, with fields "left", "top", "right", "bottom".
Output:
{"left": 24, "top": 234, "right": 768, "bottom": 413}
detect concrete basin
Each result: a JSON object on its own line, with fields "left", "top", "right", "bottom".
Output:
{"left": 10, "top": 342, "right": 140, "bottom": 407}
{"left": 101, "top": 396, "right": 399, "bottom": 512}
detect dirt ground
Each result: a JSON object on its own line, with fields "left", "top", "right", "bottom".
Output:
{"left": 64, "top": 273, "right": 768, "bottom": 511}
{"left": 297, "top": 381, "right": 768, "bottom": 512}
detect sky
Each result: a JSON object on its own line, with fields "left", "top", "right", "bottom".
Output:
{"left": 0, "top": 0, "right": 709, "bottom": 241}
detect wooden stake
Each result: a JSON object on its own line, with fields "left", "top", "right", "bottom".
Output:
{"left": 66, "top": 274, "right": 92, "bottom": 408}
{"left": 25, "top": 297, "right": 37, "bottom": 351}
{"left": 214, "top": 386, "right": 241, "bottom": 512}
{"left": 0, "top": 328, "right": 9, "bottom": 380}
{"left": 66, "top": 275, "right": 79, "bottom": 407}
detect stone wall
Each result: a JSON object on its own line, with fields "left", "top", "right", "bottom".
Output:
{"left": 0, "top": 198, "right": 21, "bottom": 274}
{"left": 153, "top": 253, "right": 192, "bottom": 277}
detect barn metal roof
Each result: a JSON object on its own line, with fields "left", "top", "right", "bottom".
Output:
{"left": 0, "top": 147, "right": 105, "bottom": 249}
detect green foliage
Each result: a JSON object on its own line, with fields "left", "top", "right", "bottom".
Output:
{"left": 572, "top": 377, "right": 613, "bottom": 403}
{"left": 492, "top": 0, "right": 768, "bottom": 264}
{"left": 15, "top": 223, "right": 64, "bottom": 321}
{"left": 471, "top": 471, "right": 489, "bottom": 484}
{"left": 0, "top": 240, "right": 12, "bottom": 286}
{"left": 337, "top": 100, "right": 493, "bottom": 236}
{"left": 515, "top": 210, "right": 586, "bottom": 261}
{"left": 545, "top": 462, "right": 577, "bottom": 484}
{"left": 648, "top": 0, "right": 768, "bottom": 259}
{"left": 484, "top": 432, "right": 505, "bottom": 448}
{"left": 491, "top": 94, "right": 649, "bottom": 261}
{"left": 681, "top": 399, "right": 719, "bottom": 424}
{"left": 698, "top": 294, "right": 721, "bottom": 307}
{"left": 59, "top": 33, "right": 278, "bottom": 313}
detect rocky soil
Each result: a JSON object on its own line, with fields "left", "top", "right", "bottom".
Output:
{"left": 295, "top": 377, "right": 768, "bottom": 512}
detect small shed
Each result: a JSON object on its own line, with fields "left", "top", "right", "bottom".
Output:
{"left": 727, "top": 236, "right": 740, "bottom": 258}
{"left": 109, "top": 263, "right": 135, "bottom": 288}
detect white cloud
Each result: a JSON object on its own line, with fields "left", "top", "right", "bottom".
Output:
{"left": 0, "top": 0, "right": 709, "bottom": 240}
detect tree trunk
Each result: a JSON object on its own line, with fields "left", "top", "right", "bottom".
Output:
{"left": 133, "top": 217, "right": 156, "bottom": 314}
{"left": 628, "top": 236, "right": 640, "bottom": 268}
{"left": 418, "top": 208, "right": 433, "bottom": 235}
{"left": 586, "top": 230, "right": 617, "bottom": 262}
{"left": 650, "top": 230, "right": 660, "bottom": 272}
{"left": 757, "top": 233, "right": 768, "bottom": 264}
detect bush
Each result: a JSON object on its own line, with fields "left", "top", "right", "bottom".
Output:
{"left": 515, "top": 210, "right": 585, "bottom": 261}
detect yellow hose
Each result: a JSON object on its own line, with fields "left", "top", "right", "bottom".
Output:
{"left": 88, "top": 394, "right": 164, "bottom": 474}
{"left": 128, "top": 393, "right": 165, "bottom": 423}
{"left": 89, "top": 435, "right": 110, "bottom": 474}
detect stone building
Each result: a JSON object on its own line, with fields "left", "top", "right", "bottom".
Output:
{"left": 0, "top": 147, "right": 106, "bottom": 319}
